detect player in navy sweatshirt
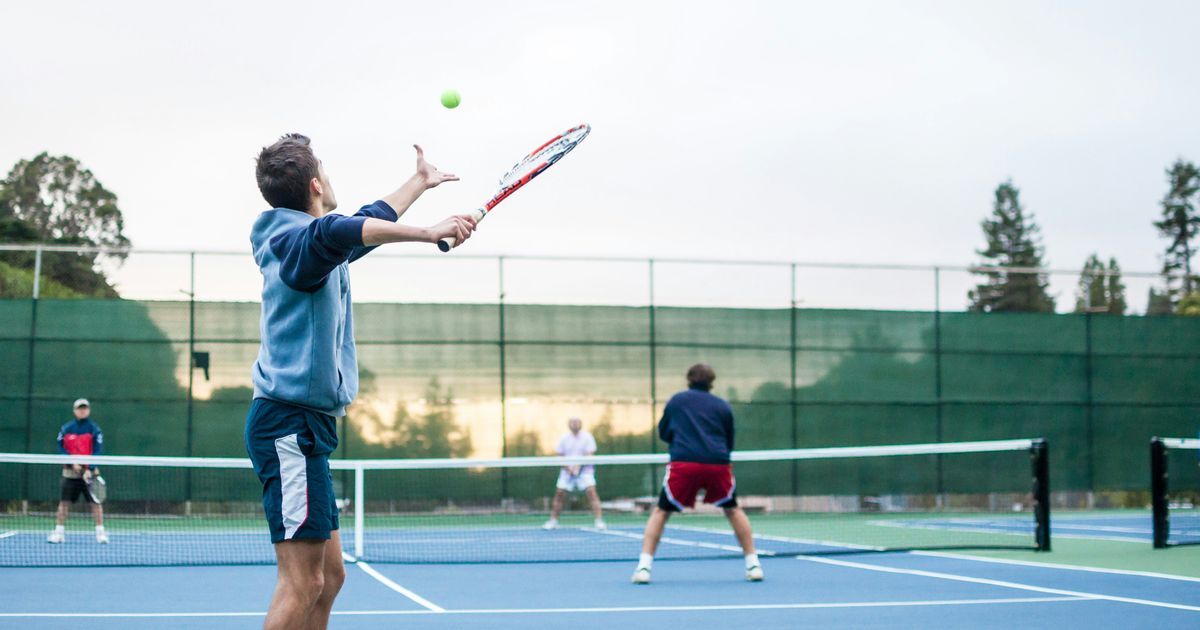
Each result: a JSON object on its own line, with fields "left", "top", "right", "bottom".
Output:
{"left": 632, "top": 364, "right": 763, "bottom": 584}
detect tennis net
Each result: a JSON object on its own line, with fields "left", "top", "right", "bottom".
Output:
{"left": 1151, "top": 437, "right": 1200, "bottom": 548}
{"left": 0, "top": 439, "right": 1049, "bottom": 567}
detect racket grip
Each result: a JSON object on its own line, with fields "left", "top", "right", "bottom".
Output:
{"left": 437, "top": 208, "right": 487, "bottom": 252}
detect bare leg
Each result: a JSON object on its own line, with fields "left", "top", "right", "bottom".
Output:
{"left": 586, "top": 487, "right": 603, "bottom": 521}
{"left": 90, "top": 503, "right": 103, "bottom": 527}
{"left": 263, "top": 539, "right": 326, "bottom": 630}
{"left": 305, "top": 532, "right": 346, "bottom": 630}
{"left": 640, "top": 507, "right": 672, "bottom": 556}
{"left": 55, "top": 501, "right": 69, "bottom": 527}
{"left": 549, "top": 489, "right": 566, "bottom": 520}
{"left": 724, "top": 506, "right": 756, "bottom": 555}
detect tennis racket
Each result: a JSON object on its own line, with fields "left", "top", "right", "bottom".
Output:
{"left": 84, "top": 471, "right": 107, "bottom": 505}
{"left": 437, "top": 123, "right": 591, "bottom": 252}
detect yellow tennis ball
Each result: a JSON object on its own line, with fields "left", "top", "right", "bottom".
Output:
{"left": 441, "top": 89, "right": 461, "bottom": 109}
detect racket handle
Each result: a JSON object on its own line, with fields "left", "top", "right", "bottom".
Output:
{"left": 437, "top": 208, "right": 487, "bottom": 252}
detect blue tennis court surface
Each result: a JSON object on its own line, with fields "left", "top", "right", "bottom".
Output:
{"left": 3, "top": 516, "right": 1198, "bottom": 628}
{"left": 2, "top": 552, "right": 1198, "bottom": 629}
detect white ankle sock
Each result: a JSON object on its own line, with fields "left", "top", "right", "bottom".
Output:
{"left": 638, "top": 553, "right": 654, "bottom": 570}
{"left": 95, "top": 525, "right": 105, "bottom": 532}
{"left": 745, "top": 553, "right": 759, "bottom": 568}
{"left": 54, "top": 525, "right": 64, "bottom": 533}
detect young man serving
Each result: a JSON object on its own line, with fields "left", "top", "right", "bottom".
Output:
{"left": 245, "top": 134, "right": 476, "bottom": 630}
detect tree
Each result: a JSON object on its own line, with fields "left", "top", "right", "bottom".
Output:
{"left": 0, "top": 153, "right": 129, "bottom": 296}
{"left": 1179, "top": 293, "right": 1200, "bottom": 316}
{"left": 1146, "top": 287, "right": 1174, "bottom": 316}
{"left": 968, "top": 180, "right": 1055, "bottom": 312}
{"left": 1154, "top": 159, "right": 1200, "bottom": 305}
{"left": 1106, "top": 258, "right": 1128, "bottom": 315}
{"left": 1073, "top": 255, "right": 1126, "bottom": 315}
{"left": 506, "top": 428, "right": 543, "bottom": 457}
{"left": 387, "top": 378, "right": 472, "bottom": 458}
{"left": 344, "top": 374, "right": 472, "bottom": 458}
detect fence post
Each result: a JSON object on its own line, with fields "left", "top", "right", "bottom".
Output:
{"left": 187, "top": 252, "right": 195, "bottom": 458}
{"left": 790, "top": 263, "right": 799, "bottom": 496}
{"left": 186, "top": 253, "right": 195, "bottom": 508}
{"left": 934, "top": 267, "right": 945, "bottom": 507}
{"left": 498, "top": 257, "right": 507, "bottom": 497}
{"left": 648, "top": 259, "right": 657, "bottom": 453}
{"left": 647, "top": 260, "right": 657, "bottom": 494}
{"left": 1084, "top": 311, "right": 1095, "bottom": 508}
{"left": 21, "top": 246, "right": 43, "bottom": 508}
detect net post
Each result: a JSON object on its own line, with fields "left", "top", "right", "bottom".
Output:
{"left": 1031, "top": 438, "right": 1051, "bottom": 552}
{"left": 1150, "top": 437, "right": 1169, "bottom": 549}
{"left": 354, "top": 464, "right": 365, "bottom": 558}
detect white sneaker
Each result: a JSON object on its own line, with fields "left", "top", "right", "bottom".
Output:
{"left": 594, "top": 519, "right": 607, "bottom": 530}
{"left": 47, "top": 530, "right": 64, "bottom": 544}
{"left": 542, "top": 519, "right": 559, "bottom": 530}
{"left": 745, "top": 564, "right": 764, "bottom": 582}
{"left": 631, "top": 566, "right": 651, "bottom": 584}
{"left": 96, "top": 530, "right": 109, "bottom": 544}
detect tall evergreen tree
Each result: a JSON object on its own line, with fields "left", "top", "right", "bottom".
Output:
{"left": 1154, "top": 159, "right": 1200, "bottom": 304}
{"left": 1074, "top": 255, "right": 1126, "bottom": 314}
{"left": 969, "top": 180, "right": 1055, "bottom": 312}
{"left": 1105, "top": 257, "right": 1128, "bottom": 315}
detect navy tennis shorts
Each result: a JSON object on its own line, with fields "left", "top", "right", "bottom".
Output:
{"left": 245, "top": 398, "right": 339, "bottom": 543}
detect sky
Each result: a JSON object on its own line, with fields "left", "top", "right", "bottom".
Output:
{"left": 3, "top": 0, "right": 1199, "bottom": 311}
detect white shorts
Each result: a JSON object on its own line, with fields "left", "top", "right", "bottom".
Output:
{"left": 556, "top": 469, "right": 596, "bottom": 492}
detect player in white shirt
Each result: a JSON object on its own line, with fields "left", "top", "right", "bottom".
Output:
{"left": 543, "top": 417, "right": 606, "bottom": 530}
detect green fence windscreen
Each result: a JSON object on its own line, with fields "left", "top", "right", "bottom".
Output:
{"left": 1, "top": 299, "right": 1198, "bottom": 497}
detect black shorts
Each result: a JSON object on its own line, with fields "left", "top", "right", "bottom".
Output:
{"left": 60, "top": 477, "right": 95, "bottom": 504}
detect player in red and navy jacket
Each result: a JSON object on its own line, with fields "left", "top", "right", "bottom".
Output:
{"left": 47, "top": 398, "right": 107, "bottom": 544}
{"left": 632, "top": 364, "right": 763, "bottom": 584}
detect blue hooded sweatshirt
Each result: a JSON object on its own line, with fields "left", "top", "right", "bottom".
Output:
{"left": 249, "top": 200, "right": 397, "bottom": 417}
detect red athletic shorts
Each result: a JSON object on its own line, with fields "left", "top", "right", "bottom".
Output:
{"left": 658, "top": 461, "right": 737, "bottom": 511}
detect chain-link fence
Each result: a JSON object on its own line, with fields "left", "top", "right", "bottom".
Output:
{"left": 1, "top": 245, "right": 1196, "bottom": 501}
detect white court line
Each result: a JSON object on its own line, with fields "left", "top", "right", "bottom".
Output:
{"left": 0, "top": 596, "right": 1089, "bottom": 618}
{"left": 341, "top": 553, "right": 444, "bottom": 612}
{"left": 913, "top": 551, "right": 1200, "bottom": 584}
{"left": 869, "top": 520, "right": 1149, "bottom": 544}
{"left": 801, "top": 556, "right": 1200, "bottom": 612}
{"left": 676, "top": 523, "right": 1200, "bottom": 583}
{"left": 666, "top": 524, "right": 882, "bottom": 552}
{"left": 583, "top": 526, "right": 768, "bottom": 555}
{"left": 0, "top": 531, "right": 17, "bottom": 540}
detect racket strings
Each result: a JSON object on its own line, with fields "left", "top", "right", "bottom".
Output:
{"left": 499, "top": 126, "right": 590, "bottom": 187}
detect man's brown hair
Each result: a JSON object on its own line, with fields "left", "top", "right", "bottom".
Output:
{"left": 686, "top": 363, "right": 716, "bottom": 391}
{"left": 256, "top": 133, "right": 319, "bottom": 210}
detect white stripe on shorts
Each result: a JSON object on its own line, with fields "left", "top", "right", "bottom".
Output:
{"left": 275, "top": 433, "right": 308, "bottom": 539}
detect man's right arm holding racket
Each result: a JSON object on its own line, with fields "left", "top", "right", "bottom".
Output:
{"left": 360, "top": 145, "right": 477, "bottom": 247}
